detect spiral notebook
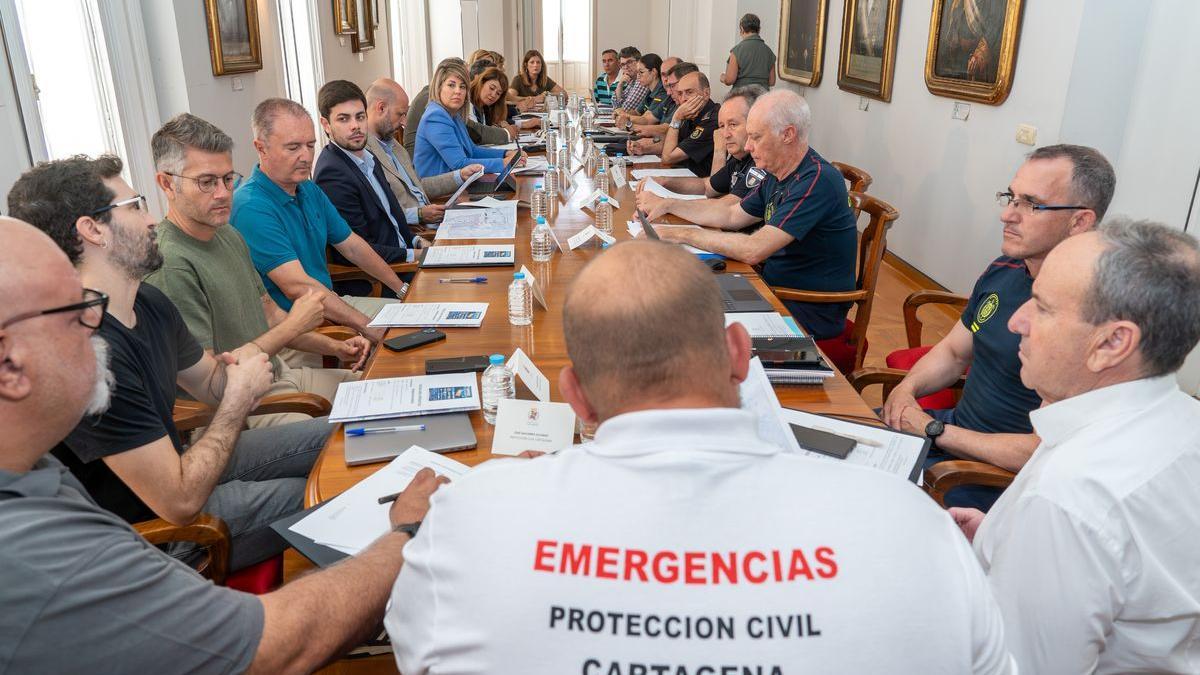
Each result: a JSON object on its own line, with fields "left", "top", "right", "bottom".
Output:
{"left": 726, "top": 313, "right": 836, "bottom": 385}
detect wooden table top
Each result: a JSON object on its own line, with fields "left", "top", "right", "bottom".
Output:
{"left": 303, "top": 155, "right": 878, "bottom": 507}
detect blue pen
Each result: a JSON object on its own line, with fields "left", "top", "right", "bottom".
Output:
{"left": 346, "top": 424, "right": 426, "bottom": 436}
{"left": 438, "top": 276, "right": 488, "bottom": 284}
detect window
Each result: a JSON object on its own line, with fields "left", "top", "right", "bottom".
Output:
{"left": 277, "top": 0, "right": 323, "bottom": 137}
{"left": 541, "top": 0, "right": 592, "bottom": 89}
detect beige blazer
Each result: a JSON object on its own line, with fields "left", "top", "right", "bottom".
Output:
{"left": 366, "top": 135, "right": 460, "bottom": 209}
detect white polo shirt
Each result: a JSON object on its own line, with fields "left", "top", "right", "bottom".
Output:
{"left": 386, "top": 407, "right": 1012, "bottom": 674}
{"left": 975, "top": 375, "right": 1200, "bottom": 673}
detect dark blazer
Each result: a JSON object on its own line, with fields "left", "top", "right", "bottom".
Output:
{"left": 313, "top": 143, "right": 415, "bottom": 265}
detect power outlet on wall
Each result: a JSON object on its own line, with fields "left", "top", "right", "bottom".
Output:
{"left": 952, "top": 102, "right": 971, "bottom": 121}
{"left": 231, "top": 77, "right": 243, "bottom": 92}
{"left": 1015, "top": 124, "right": 1037, "bottom": 146}
{"left": 858, "top": 96, "right": 870, "bottom": 111}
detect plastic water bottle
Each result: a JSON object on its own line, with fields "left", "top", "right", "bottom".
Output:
{"left": 540, "top": 115, "right": 549, "bottom": 135}
{"left": 585, "top": 149, "right": 597, "bottom": 178}
{"left": 530, "top": 182, "right": 548, "bottom": 221}
{"left": 596, "top": 146, "right": 610, "bottom": 174}
{"left": 480, "top": 354, "right": 515, "bottom": 425}
{"left": 595, "top": 196, "right": 613, "bottom": 238}
{"left": 544, "top": 165, "right": 558, "bottom": 201}
{"left": 558, "top": 142, "right": 572, "bottom": 173}
{"left": 613, "top": 152, "right": 626, "bottom": 183}
{"left": 508, "top": 272, "right": 532, "bottom": 326}
{"left": 531, "top": 215, "right": 554, "bottom": 262}
{"left": 595, "top": 165, "right": 609, "bottom": 195}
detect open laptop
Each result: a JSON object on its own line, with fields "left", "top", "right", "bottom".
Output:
{"left": 636, "top": 211, "right": 772, "bottom": 313}
{"left": 467, "top": 140, "right": 522, "bottom": 195}
{"left": 343, "top": 413, "right": 477, "bottom": 465}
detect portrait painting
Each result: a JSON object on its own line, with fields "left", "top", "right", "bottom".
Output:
{"left": 778, "top": 0, "right": 830, "bottom": 87}
{"left": 837, "top": 0, "right": 901, "bottom": 101}
{"left": 352, "top": 0, "right": 376, "bottom": 53}
{"left": 332, "top": 0, "right": 357, "bottom": 36}
{"left": 925, "top": 0, "right": 1025, "bottom": 104}
{"left": 204, "top": 0, "right": 262, "bottom": 76}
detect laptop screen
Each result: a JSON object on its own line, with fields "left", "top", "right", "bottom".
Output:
{"left": 492, "top": 139, "right": 523, "bottom": 188}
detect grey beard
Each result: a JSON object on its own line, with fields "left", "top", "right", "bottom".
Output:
{"left": 86, "top": 335, "right": 114, "bottom": 416}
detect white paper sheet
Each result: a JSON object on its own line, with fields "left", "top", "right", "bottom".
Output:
{"left": 368, "top": 302, "right": 489, "bottom": 328}
{"left": 632, "top": 167, "right": 698, "bottom": 179}
{"left": 443, "top": 170, "right": 484, "bottom": 208}
{"left": 640, "top": 177, "right": 706, "bottom": 201}
{"left": 777, "top": 408, "right": 927, "bottom": 483}
{"left": 491, "top": 400, "right": 576, "bottom": 455}
{"left": 567, "top": 225, "right": 616, "bottom": 250}
{"left": 724, "top": 312, "right": 802, "bottom": 338}
{"left": 437, "top": 204, "right": 518, "bottom": 239}
{"left": 484, "top": 142, "right": 518, "bottom": 150}
{"left": 737, "top": 357, "right": 796, "bottom": 451}
{"left": 421, "top": 245, "right": 515, "bottom": 267}
{"left": 624, "top": 155, "right": 663, "bottom": 165}
{"left": 289, "top": 447, "right": 470, "bottom": 553}
{"left": 507, "top": 347, "right": 551, "bottom": 402}
{"left": 328, "top": 373, "right": 481, "bottom": 423}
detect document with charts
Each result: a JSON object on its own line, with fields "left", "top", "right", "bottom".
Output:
{"left": 368, "top": 302, "right": 489, "bottom": 328}
{"left": 328, "top": 373, "right": 481, "bottom": 422}
{"left": 420, "top": 244, "right": 515, "bottom": 268}
{"left": 436, "top": 203, "right": 518, "bottom": 239}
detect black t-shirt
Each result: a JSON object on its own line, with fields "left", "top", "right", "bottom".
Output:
{"left": 953, "top": 257, "right": 1042, "bottom": 433}
{"left": 739, "top": 147, "right": 858, "bottom": 340}
{"left": 675, "top": 98, "right": 721, "bottom": 177}
{"left": 708, "top": 153, "right": 756, "bottom": 197}
{"left": 53, "top": 284, "right": 204, "bottom": 523}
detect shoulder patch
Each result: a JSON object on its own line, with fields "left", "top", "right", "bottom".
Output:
{"left": 972, "top": 292, "right": 1001, "bottom": 332}
{"left": 689, "top": 127, "right": 705, "bottom": 140}
{"left": 745, "top": 167, "right": 767, "bottom": 188}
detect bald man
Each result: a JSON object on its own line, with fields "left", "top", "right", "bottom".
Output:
{"left": 660, "top": 70, "right": 721, "bottom": 177}
{"left": 384, "top": 240, "right": 1013, "bottom": 674}
{"left": 0, "top": 217, "right": 447, "bottom": 672}
{"left": 364, "top": 78, "right": 483, "bottom": 229}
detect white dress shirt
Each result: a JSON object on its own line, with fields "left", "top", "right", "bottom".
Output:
{"left": 387, "top": 407, "right": 1013, "bottom": 674}
{"left": 974, "top": 375, "right": 1200, "bottom": 674}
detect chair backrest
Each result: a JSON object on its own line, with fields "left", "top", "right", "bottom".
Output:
{"left": 846, "top": 190, "right": 899, "bottom": 370}
{"left": 833, "top": 161, "right": 873, "bottom": 194}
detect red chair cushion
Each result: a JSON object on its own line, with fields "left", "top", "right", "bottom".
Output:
{"left": 816, "top": 319, "right": 865, "bottom": 375}
{"left": 225, "top": 555, "right": 283, "bottom": 594}
{"left": 885, "top": 346, "right": 959, "bottom": 410}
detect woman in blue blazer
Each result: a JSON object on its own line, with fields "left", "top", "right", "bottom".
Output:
{"left": 414, "top": 61, "right": 523, "bottom": 178}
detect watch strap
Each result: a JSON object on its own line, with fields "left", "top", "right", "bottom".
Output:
{"left": 393, "top": 521, "right": 422, "bottom": 538}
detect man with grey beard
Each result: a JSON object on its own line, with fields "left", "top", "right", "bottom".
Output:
{"left": 6, "top": 155, "right": 331, "bottom": 571}
{"left": 0, "top": 216, "right": 446, "bottom": 673}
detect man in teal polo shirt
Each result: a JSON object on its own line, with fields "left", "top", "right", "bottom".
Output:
{"left": 233, "top": 98, "right": 409, "bottom": 345}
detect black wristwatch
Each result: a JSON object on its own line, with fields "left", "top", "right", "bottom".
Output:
{"left": 393, "top": 521, "right": 422, "bottom": 538}
{"left": 924, "top": 419, "right": 945, "bottom": 441}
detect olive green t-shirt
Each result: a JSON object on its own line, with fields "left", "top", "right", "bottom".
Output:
{"left": 511, "top": 75, "right": 558, "bottom": 97}
{"left": 144, "top": 218, "right": 282, "bottom": 375}
{"left": 730, "top": 34, "right": 776, "bottom": 88}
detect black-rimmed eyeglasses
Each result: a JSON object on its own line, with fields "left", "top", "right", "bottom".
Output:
{"left": 90, "top": 194, "right": 148, "bottom": 218}
{"left": 996, "top": 191, "right": 1089, "bottom": 217}
{"left": 1, "top": 288, "right": 109, "bottom": 330}
{"left": 164, "top": 171, "right": 243, "bottom": 194}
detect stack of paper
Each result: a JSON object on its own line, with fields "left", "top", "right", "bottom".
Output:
{"left": 288, "top": 447, "right": 471, "bottom": 555}
{"left": 513, "top": 155, "right": 550, "bottom": 174}
{"left": 328, "top": 372, "right": 480, "bottom": 423}
{"left": 725, "top": 312, "right": 804, "bottom": 338}
{"left": 420, "top": 245, "right": 515, "bottom": 268}
{"left": 623, "top": 155, "right": 663, "bottom": 165}
{"left": 368, "top": 302, "right": 489, "bottom": 328}
{"left": 632, "top": 167, "right": 698, "bottom": 179}
{"left": 641, "top": 177, "right": 706, "bottom": 201}
{"left": 437, "top": 203, "right": 518, "bottom": 239}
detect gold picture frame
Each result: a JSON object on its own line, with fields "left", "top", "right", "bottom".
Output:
{"left": 203, "top": 0, "right": 262, "bottom": 76}
{"left": 332, "top": 0, "right": 357, "bottom": 36}
{"left": 351, "top": 0, "right": 376, "bottom": 52}
{"left": 837, "top": 0, "right": 901, "bottom": 101}
{"left": 924, "top": 0, "right": 1024, "bottom": 105}
{"left": 778, "top": 0, "right": 830, "bottom": 87}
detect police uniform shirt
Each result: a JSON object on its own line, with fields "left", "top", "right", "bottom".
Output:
{"left": 674, "top": 98, "right": 721, "bottom": 177}
{"left": 708, "top": 153, "right": 756, "bottom": 198}
{"left": 385, "top": 408, "right": 1013, "bottom": 674}
{"left": 738, "top": 147, "right": 857, "bottom": 340}
{"left": 644, "top": 83, "right": 670, "bottom": 122}
{"left": 952, "top": 257, "right": 1042, "bottom": 433}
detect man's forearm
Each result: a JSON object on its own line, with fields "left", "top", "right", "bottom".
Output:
{"left": 178, "top": 393, "right": 253, "bottom": 514}
{"left": 668, "top": 196, "right": 746, "bottom": 229}
{"left": 344, "top": 243, "right": 407, "bottom": 297}
{"left": 322, "top": 293, "right": 376, "bottom": 335}
{"left": 250, "top": 531, "right": 411, "bottom": 674}
{"left": 286, "top": 331, "right": 344, "bottom": 358}
{"left": 936, "top": 427, "right": 1041, "bottom": 472}
{"left": 657, "top": 176, "right": 707, "bottom": 195}
{"left": 897, "top": 341, "right": 972, "bottom": 399}
{"left": 669, "top": 227, "right": 765, "bottom": 263}
{"left": 661, "top": 128, "right": 682, "bottom": 163}
{"left": 252, "top": 317, "right": 308, "bottom": 357}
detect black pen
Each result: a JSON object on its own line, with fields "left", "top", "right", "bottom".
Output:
{"left": 377, "top": 491, "right": 401, "bottom": 505}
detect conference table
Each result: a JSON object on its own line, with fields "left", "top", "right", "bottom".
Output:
{"left": 295, "top": 136, "right": 879, "bottom": 673}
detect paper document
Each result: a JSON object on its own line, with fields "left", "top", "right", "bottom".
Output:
{"left": 738, "top": 357, "right": 795, "bottom": 451}
{"left": 437, "top": 205, "right": 518, "bottom": 239}
{"left": 624, "top": 155, "right": 663, "bottom": 165}
{"left": 289, "top": 447, "right": 470, "bottom": 554}
{"left": 368, "top": 302, "right": 489, "bottom": 328}
{"left": 421, "top": 244, "right": 515, "bottom": 267}
{"left": 444, "top": 171, "right": 484, "bottom": 207}
{"left": 778, "top": 408, "right": 928, "bottom": 483}
{"left": 725, "top": 312, "right": 803, "bottom": 338}
{"left": 632, "top": 168, "right": 698, "bottom": 179}
{"left": 328, "top": 372, "right": 481, "bottom": 423}
{"left": 641, "top": 177, "right": 706, "bottom": 201}
{"left": 513, "top": 156, "right": 549, "bottom": 174}
{"left": 579, "top": 189, "right": 620, "bottom": 211}
{"left": 567, "top": 226, "right": 616, "bottom": 250}
{"left": 484, "top": 142, "right": 518, "bottom": 150}
{"left": 457, "top": 196, "right": 512, "bottom": 209}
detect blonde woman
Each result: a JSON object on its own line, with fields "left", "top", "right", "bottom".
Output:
{"left": 414, "top": 60, "right": 524, "bottom": 178}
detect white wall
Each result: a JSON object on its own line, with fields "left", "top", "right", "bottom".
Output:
{"left": 429, "top": 0, "right": 466, "bottom": 66}
{"left": 317, "top": 0, "right": 395, "bottom": 88}
{"left": 594, "top": 0, "right": 669, "bottom": 67}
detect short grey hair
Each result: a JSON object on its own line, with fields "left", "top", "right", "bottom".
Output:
{"left": 739, "top": 13, "right": 761, "bottom": 33}
{"left": 252, "top": 97, "right": 309, "bottom": 142}
{"left": 725, "top": 84, "right": 767, "bottom": 108}
{"left": 753, "top": 89, "right": 812, "bottom": 141}
{"left": 152, "top": 113, "right": 233, "bottom": 174}
{"left": 1028, "top": 144, "right": 1116, "bottom": 221}
{"left": 1083, "top": 218, "right": 1200, "bottom": 377}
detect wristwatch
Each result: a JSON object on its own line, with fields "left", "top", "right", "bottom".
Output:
{"left": 394, "top": 521, "right": 422, "bottom": 538}
{"left": 624, "top": 119, "right": 633, "bottom": 131}
{"left": 924, "top": 419, "right": 945, "bottom": 441}
{"left": 669, "top": 120, "right": 682, "bottom": 130}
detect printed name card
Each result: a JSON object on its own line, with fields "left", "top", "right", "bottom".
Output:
{"left": 567, "top": 226, "right": 617, "bottom": 250}
{"left": 518, "top": 265, "right": 550, "bottom": 310}
{"left": 507, "top": 347, "right": 551, "bottom": 401}
{"left": 491, "top": 399, "right": 576, "bottom": 455}
{"left": 579, "top": 190, "right": 621, "bottom": 212}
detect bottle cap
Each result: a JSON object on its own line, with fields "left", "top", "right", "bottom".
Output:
{"left": 599, "top": 196, "right": 608, "bottom": 203}
{"left": 536, "top": 216, "right": 546, "bottom": 224}
{"left": 489, "top": 354, "right": 505, "bottom": 365}
{"left": 535, "top": 183, "right": 543, "bottom": 189}
{"left": 514, "top": 272, "right": 526, "bottom": 280}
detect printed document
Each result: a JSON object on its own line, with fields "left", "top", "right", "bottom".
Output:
{"left": 640, "top": 177, "right": 706, "bottom": 201}
{"left": 421, "top": 245, "right": 515, "bottom": 267}
{"left": 329, "top": 373, "right": 481, "bottom": 422}
{"left": 631, "top": 168, "right": 697, "bottom": 179}
{"left": 368, "top": 302, "right": 489, "bottom": 328}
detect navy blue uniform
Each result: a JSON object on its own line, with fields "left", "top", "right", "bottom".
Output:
{"left": 708, "top": 153, "right": 755, "bottom": 198}
{"left": 954, "top": 257, "right": 1042, "bottom": 434}
{"left": 675, "top": 98, "right": 721, "bottom": 178}
{"left": 739, "top": 147, "right": 857, "bottom": 339}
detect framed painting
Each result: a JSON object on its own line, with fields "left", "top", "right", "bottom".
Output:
{"left": 352, "top": 0, "right": 376, "bottom": 52}
{"left": 778, "top": 0, "right": 830, "bottom": 87}
{"left": 924, "top": 0, "right": 1024, "bottom": 105}
{"left": 837, "top": 0, "right": 901, "bottom": 101}
{"left": 203, "top": 0, "right": 262, "bottom": 76}
{"left": 332, "top": 0, "right": 357, "bottom": 36}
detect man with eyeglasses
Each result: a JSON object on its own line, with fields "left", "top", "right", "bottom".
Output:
{"left": 7, "top": 155, "right": 333, "bottom": 572}
{"left": 0, "top": 217, "right": 447, "bottom": 672}
{"left": 145, "top": 113, "right": 369, "bottom": 428}
{"left": 611, "top": 47, "right": 650, "bottom": 115}
{"left": 880, "top": 144, "right": 1116, "bottom": 509}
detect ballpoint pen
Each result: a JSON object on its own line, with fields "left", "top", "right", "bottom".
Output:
{"left": 346, "top": 424, "right": 426, "bottom": 437}
{"left": 438, "top": 276, "right": 488, "bottom": 284}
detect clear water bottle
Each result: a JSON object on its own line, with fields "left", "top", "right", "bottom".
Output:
{"left": 596, "top": 146, "right": 610, "bottom": 174}
{"left": 613, "top": 152, "right": 626, "bottom": 182}
{"left": 546, "top": 128, "right": 558, "bottom": 153}
{"left": 547, "top": 94, "right": 559, "bottom": 112}
{"left": 585, "top": 149, "right": 597, "bottom": 178}
{"left": 557, "top": 143, "right": 572, "bottom": 173}
{"left": 595, "top": 196, "right": 613, "bottom": 238}
{"left": 480, "top": 354, "right": 515, "bottom": 425}
{"left": 595, "top": 165, "right": 609, "bottom": 195}
{"left": 530, "top": 182, "right": 548, "bottom": 221}
{"left": 540, "top": 115, "right": 549, "bottom": 136}
{"left": 531, "top": 216, "right": 554, "bottom": 262}
{"left": 544, "top": 165, "right": 559, "bottom": 201}
{"left": 508, "top": 272, "right": 532, "bottom": 326}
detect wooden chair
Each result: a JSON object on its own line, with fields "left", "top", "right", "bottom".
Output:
{"left": 832, "top": 161, "right": 873, "bottom": 194}
{"left": 881, "top": 290, "right": 970, "bottom": 410}
{"left": 769, "top": 191, "right": 899, "bottom": 374}
{"left": 326, "top": 246, "right": 421, "bottom": 298}
{"left": 134, "top": 392, "right": 334, "bottom": 590}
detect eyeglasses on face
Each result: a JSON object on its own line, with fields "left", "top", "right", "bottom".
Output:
{"left": 165, "top": 171, "right": 243, "bottom": 194}
{"left": 1, "top": 288, "right": 109, "bottom": 330}
{"left": 995, "top": 191, "right": 1089, "bottom": 216}
{"left": 90, "top": 194, "right": 148, "bottom": 218}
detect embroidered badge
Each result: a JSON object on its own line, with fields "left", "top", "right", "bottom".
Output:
{"left": 745, "top": 167, "right": 766, "bottom": 188}
{"left": 689, "top": 127, "right": 704, "bottom": 140}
